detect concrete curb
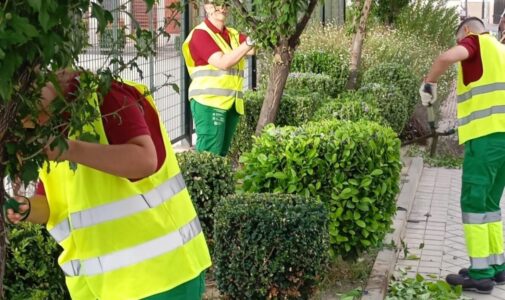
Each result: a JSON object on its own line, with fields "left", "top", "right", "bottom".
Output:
{"left": 361, "top": 157, "right": 424, "bottom": 300}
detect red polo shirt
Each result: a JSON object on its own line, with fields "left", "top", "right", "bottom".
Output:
{"left": 458, "top": 34, "right": 486, "bottom": 86}
{"left": 188, "top": 18, "right": 246, "bottom": 66}
{"left": 36, "top": 79, "right": 166, "bottom": 195}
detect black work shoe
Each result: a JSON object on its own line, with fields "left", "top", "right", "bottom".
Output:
{"left": 446, "top": 274, "right": 494, "bottom": 294}
{"left": 459, "top": 267, "right": 505, "bottom": 285}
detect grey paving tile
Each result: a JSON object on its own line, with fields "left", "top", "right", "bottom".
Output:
{"left": 418, "top": 266, "right": 441, "bottom": 274}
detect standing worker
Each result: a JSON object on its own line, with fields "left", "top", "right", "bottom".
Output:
{"left": 420, "top": 17, "right": 505, "bottom": 294}
{"left": 182, "top": 0, "right": 255, "bottom": 156}
{"left": 6, "top": 69, "right": 212, "bottom": 300}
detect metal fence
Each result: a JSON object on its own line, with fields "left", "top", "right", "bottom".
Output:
{"left": 79, "top": 0, "right": 254, "bottom": 145}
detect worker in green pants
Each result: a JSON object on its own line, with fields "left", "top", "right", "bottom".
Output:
{"left": 182, "top": 0, "right": 255, "bottom": 156}
{"left": 420, "top": 17, "right": 505, "bottom": 294}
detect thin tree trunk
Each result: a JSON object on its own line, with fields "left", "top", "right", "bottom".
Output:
{"left": 255, "top": 42, "right": 292, "bottom": 135}
{"left": 0, "top": 160, "right": 6, "bottom": 300}
{"left": 346, "top": 0, "right": 373, "bottom": 90}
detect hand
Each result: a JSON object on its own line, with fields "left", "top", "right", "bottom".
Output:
{"left": 419, "top": 82, "right": 437, "bottom": 106}
{"left": 44, "top": 137, "right": 69, "bottom": 161}
{"left": 245, "top": 36, "right": 255, "bottom": 47}
{"left": 4, "top": 196, "right": 31, "bottom": 224}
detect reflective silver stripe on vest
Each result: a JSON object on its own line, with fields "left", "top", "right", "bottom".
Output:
{"left": 49, "top": 219, "right": 71, "bottom": 243}
{"left": 470, "top": 254, "right": 505, "bottom": 269}
{"left": 48, "top": 173, "right": 186, "bottom": 242}
{"left": 458, "top": 105, "right": 505, "bottom": 126}
{"left": 61, "top": 217, "right": 202, "bottom": 277}
{"left": 189, "top": 88, "right": 244, "bottom": 99}
{"left": 457, "top": 82, "right": 505, "bottom": 103}
{"left": 191, "top": 69, "right": 244, "bottom": 79}
{"left": 462, "top": 211, "right": 501, "bottom": 224}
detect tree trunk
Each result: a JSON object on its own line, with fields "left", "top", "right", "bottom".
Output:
{"left": 346, "top": 0, "right": 373, "bottom": 90}
{"left": 0, "top": 99, "right": 24, "bottom": 300}
{"left": 255, "top": 42, "right": 293, "bottom": 135}
{"left": 0, "top": 160, "right": 6, "bottom": 300}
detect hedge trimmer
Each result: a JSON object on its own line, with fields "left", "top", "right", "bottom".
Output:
{"left": 402, "top": 104, "right": 456, "bottom": 156}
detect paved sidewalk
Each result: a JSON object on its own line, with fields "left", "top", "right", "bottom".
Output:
{"left": 395, "top": 167, "right": 505, "bottom": 299}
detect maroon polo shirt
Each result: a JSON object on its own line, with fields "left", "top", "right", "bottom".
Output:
{"left": 458, "top": 34, "right": 486, "bottom": 86}
{"left": 36, "top": 79, "right": 166, "bottom": 195}
{"left": 188, "top": 18, "right": 247, "bottom": 66}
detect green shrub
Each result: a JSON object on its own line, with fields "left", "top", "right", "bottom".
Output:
{"left": 362, "top": 62, "right": 418, "bottom": 117}
{"left": 229, "top": 88, "right": 325, "bottom": 162}
{"left": 5, "top": 223, "right": 69, "bottom": 300}
{"left": 361, "top": 26, "right": 455, "bottom": 104}
{"left": 396, "top": 0, "right": 458, "bottom": 48}
{"left": 291, "top": 50, "right": 349, "bottom": 95}
{"left": 228, "top": 90, "right": 264, "bottom": 162}
{"left": 285, "top": 72, "right": 339, "bottom": 97}
{"left": 176, "top": 151, "right": 235, "bottom": 249}
{"left": 358, "top": 83, "right": 409, "bottom": 134}
{"left": 214, "top": 193, "right": 329, "bottom": 299}
{"left": 373, "top": 0, "right": 409, "bottom": 24}
{"left": 277, "top": 91, "right": 325, "bottom": 127}
{"left": 311, "top": 91, "right": 383, "bottom": 123}
{"left": 238, "top": 120, "right": 401, "bottom": 258}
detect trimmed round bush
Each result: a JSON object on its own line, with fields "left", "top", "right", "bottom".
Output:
{"left": 358, "top": 83, "right": 409, "bottom": 134}
{"left": 214, "top": 193, "right": 329, "bottom": 299}
{"left": 291, "top": 50, "right": 349, "bottom": 95}
{"left": 5, "top": 223, "right": 69, "bottom": 300}
{"left": 277, "top": 91, "right": 325, "bottom": 127}
{"left": 362, "top": 62, "right": 419, "bottom": 117}
{"left": 176, "top": 151, "right": 234, "bottom": 248}
{"left": 285, "top": 72, "right": 338, "bottom": 97}
{"left": 311, "top": 92, "right": 384, "bottom": 123}
{"left": 238, "top": 120, "right": 401, "bottom": 258}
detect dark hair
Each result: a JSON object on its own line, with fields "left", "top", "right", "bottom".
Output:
{"left": 456, "top": 17, "right": 485, "bottom": 34}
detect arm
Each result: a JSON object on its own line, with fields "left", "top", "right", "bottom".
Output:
{"left": 48, "top": 134, "right": 158, "bottom": 179}
{"left": 208, "top": 42, "right": 254, "bottom": 70}
{"left": 425, "top": 45, "right": 469, "bottom": 82}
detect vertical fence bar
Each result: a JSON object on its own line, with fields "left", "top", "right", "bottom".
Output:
{"left": 248, "top": 56, "right": 257, "bottom": 90}
{"left": 320, "top": 1, "right": 326, "bottom": 26}
{"left": 181, "top": 0, "right": 193, "bottom": 146}
{"left": 112, "top": 0, "right": 120, "bottom": 72}
{"left": 148, "top": 8, "right": 155, "bottom": 91}
{"left": 247, "top": 0, "right": 257, "bottom": 90}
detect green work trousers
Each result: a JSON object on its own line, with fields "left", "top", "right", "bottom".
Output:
{"left": 190, "top": 99, "right": 240, "bottom": 156}
{"left": 461, "top": 132, "right": 505, "bottom": 279}
{"left": 142, "top": 272, "right": 206, "bottom": 300}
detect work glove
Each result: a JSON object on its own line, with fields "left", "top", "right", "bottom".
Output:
{"left": 3, "top": 195, "right": 30, "bottom": 224}
{"left": 245, "top": 36, "right": 255, "bottom": 47}
{"left": 419, "top": 82, "right": 437, "bottom": 106}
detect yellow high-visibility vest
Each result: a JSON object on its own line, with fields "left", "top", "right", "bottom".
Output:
{"left": 457, "top": 34, "right": 505, "bottom": 144}
{"left": 39, "top": 80, "right": 211, "bottom": 300}
{"left": 182, "top": 22, "right": 245, "bottom": 115}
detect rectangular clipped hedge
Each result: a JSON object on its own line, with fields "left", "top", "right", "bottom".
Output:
{"left": 238, "top": 120, "right": 402, "bottom": 258}
{"left": 214, "top": 193, "right": 329, "bottom": 299}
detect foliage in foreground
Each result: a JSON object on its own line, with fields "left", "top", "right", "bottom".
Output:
{"left": 5, "top": 223, "right": 68, "bottom": 300}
